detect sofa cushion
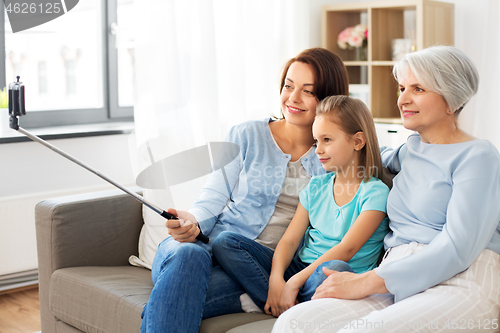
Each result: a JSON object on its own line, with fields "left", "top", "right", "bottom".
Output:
{"left": 139, "top": 190, "right": 172, "bottom": 268}
{"left": 49, "top": 266, "right": 275, "bottom": 333}
{"left": 226, "top": 318, "right": 277, "bottom": 333}
{"left": 50, "top": 266, "right": 152, "bottom": 333}
{"left": 200, "top": 313, "right": 275, "bottom": 333}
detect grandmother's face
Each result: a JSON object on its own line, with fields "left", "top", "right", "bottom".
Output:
{"left": 397, "top": 68, "right": 450, "bottom": 141}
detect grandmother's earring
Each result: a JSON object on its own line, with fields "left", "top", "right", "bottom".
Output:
{"left": 448, "top": 110, "right": 454, "bottom": 114}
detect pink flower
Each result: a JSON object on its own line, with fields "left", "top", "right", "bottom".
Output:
{"left": 348, "top": 34, "right": 363, "bottom": 48}
{"left": 338, "top": 27, "right": 352, "bottom": 42}
{"left": 353, "top": 24, "right": 367, "bottom": 36}
{"left": 337, "top": 24, "right": 368, "bottom": 49}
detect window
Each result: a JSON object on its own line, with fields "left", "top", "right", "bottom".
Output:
{"left": 63, "top": 58, "right": 77, "bottom": 96}
{"left": 37, "top": 61, "right": 47, "bottom": 94}
{"left": 1, "top": 0, "right": 134, "bottom": 128}
{"left": 109, "top": 0, "right": 135, "bottom": 117}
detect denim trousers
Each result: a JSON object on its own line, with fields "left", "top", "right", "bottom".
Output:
{"left": 212, "top": 231, "right": 354, "bottom": 311}
{"left": 140, "top": 237, "right": 245, "bottom": 333}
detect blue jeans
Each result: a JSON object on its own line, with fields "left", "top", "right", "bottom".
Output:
{"left": 212, "top": 231, "right": 354, "bottom": 310}
{"left": 141, "top": 237, "right": 245, "bottom": 333}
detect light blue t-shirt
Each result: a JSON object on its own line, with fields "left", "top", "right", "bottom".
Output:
{"left": 298, "top": 172, "right": 390, "bottom": 274}
{"left": 376, "top": 134, "right": 500, "bottom": 302}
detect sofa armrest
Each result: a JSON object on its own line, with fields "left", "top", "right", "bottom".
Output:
{"left": 36, "top": 187, "right": 145, "bottom": 333}
{"left": 35, "top": 187, "right": 144, "bottom": 271}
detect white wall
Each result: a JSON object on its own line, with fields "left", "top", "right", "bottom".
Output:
{"left": 0, "top": 133, "right": 135, "bottom": 276}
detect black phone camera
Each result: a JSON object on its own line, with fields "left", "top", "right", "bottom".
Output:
{"left": 8, "top": 76, "right": 26, "bottom": 129}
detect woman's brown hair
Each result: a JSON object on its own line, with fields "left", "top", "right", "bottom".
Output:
{"left": 278, "top": 48, "right": 349, "bottom": 118}
{"left": 316, "top": 95, "right": 382, "bottom": 181}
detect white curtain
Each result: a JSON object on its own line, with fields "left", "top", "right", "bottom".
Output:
{"left": 455, "top": 0, "right": 500, "bottom": 148}
{"left": 131, "top": 0, "right": 311, "bottom": 210}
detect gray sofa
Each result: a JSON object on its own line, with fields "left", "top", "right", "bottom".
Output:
{"left": 35, "top": 188, "right": 277, "bottom": 333}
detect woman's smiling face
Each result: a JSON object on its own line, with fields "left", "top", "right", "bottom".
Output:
{"left": 281, "top": 61, "right": 319, "bottom": 127}
{"left": 397, "top": 68, "right": 450, "bottom": 137}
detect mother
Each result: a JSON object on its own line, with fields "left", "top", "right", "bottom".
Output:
{"left": 272, "top": 46, "right": 500, "bottom": 332}
{"left": 141, "top": 47, "right": 349, "bottom": 333}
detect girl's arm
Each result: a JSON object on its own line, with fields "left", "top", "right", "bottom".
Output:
{"left": 265, "top": 203, "right": 310, "bottom": 317}
{"left": 279, "top": 210, "right": 386, "bottom": 310}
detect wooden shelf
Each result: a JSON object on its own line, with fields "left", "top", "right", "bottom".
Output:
{"left": 343, "top": 61, "right": 370, "bottom": 66}
{"left": 322, "top": 0, "right": 454, "bottom": 121}
{"left": 373, "top": 117, "right": 403, "bottom": 124}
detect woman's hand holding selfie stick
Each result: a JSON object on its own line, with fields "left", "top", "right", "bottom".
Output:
{"left": 165, "top": 208, "right": 207, "bottom": 243}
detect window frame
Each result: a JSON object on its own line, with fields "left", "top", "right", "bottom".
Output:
{"left": 0, "top": 0, "right": 133, "bottom": 129}
{"left": 107, "top": 0, "right": 133, "bottom": 119}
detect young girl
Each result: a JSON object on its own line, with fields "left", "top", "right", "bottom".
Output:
{"left": 265, "top": 95, "right": 389, "bottom": 316}
{"left": 213, "top": 95, "right": 390, "bottom": 317}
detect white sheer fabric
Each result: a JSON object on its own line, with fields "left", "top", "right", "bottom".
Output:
{"left": 455, "top": 0, "right": 500, "bottom": 148}
{"left": 132, "top": 0, "right": 311, "bottom": 202}
{"left": 133, "top": 0, "right": 312, "bottom": 144}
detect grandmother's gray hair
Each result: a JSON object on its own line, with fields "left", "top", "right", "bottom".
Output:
{"left": 393, "top": 45, "right": 479, "bottom": 115}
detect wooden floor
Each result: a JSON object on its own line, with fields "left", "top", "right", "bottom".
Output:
{"left": 0, "top": 285, "right": 41, "bottom": 333}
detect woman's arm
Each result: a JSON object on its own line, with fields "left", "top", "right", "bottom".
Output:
{"left": 265, "top": 203, "right": 310, "bottom": 317}
{"left": 188, "top": 126, "right": 245, "bottom": 235}
{"left": 378, "top": 142, "right": 500, "bottom": 301}
{"left": 280, "top": 210, "right": 387, "bottom": 308}
{"left": 380, "top": 141, "right": 408, "bottom": 173}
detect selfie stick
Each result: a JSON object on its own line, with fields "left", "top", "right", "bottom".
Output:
{"left": 8, "top": 76, "right": 210, "bottom": 244}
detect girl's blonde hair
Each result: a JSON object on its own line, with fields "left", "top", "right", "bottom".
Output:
{"left": 316, "top": 95, "right": 382, "bottom": 181}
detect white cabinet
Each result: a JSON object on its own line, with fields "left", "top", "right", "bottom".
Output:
{"left": 375, "top": 122, "right": 414, "bottom": 148}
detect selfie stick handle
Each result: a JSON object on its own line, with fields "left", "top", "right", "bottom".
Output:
{"left": 15, "top": 126, "right": 210, "bottom": 244}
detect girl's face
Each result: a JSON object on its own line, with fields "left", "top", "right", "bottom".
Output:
{"left": 397, "top": 68, "right": 450, "bottom": 138}
{"left": 281, "top": 61, "right": 318, "bottom": 127}
{"left": 313, "top": 115, "right": 358, "bottom": 173}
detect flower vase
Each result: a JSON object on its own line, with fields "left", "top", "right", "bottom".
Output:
{"left": 355, "top": 45, "right": 367, "bottom": 61}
